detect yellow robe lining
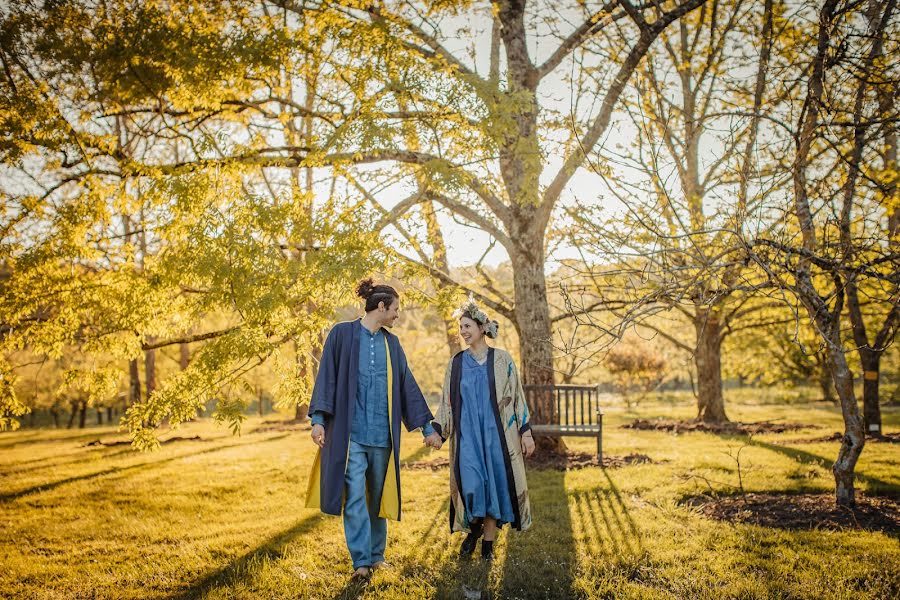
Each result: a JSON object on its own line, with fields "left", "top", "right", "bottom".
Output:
{"left": 305, "top": 334, "right": 401, "bottom": 521}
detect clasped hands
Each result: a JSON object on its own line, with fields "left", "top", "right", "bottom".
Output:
{"left": 424, "top": 429, "right": 535, "bottom": 457}
{"left": 423, "top": 431, "right": 443, "bottom": 450}
{"left": 312, "top": 424, "right": 534, "bottom": 457}
{"left": 311, "top": 423, "right": 443, "bottom": 450}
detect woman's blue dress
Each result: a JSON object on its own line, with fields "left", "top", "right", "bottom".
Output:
{"left": 458, "top": 350, "right": 515, "bottom": 526}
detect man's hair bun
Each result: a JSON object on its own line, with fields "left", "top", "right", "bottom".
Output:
{"left": 356, "top": 278, "right": 375, "bottom": 299}
{"left": 355, "top": 278, "right": 400, "bottom": 312}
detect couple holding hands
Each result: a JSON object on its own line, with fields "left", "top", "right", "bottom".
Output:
{"left": 305, "top": 279, "right": 535, "bottom": 578}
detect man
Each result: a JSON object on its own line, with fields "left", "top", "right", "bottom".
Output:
{"left": 305, "top": 278, "right": 443, "bottom": 578}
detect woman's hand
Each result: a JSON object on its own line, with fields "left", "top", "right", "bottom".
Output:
{"left": 520, "top": 431, "right": 535, "bottom": 457}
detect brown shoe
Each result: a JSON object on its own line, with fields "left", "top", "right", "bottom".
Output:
{"left": 351, "top": 566, "right": 371, "bottom": 580}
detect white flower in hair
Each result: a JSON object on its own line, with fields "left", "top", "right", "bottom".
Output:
{"left": 484, "top": 320, "right": 499, "bottom": 338}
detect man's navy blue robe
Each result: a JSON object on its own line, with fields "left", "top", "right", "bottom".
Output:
{"left": 305, "top": 319, "right": 433, "bottom": 520}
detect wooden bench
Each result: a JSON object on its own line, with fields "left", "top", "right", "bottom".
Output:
{"left": 524, "top": 384, "right": 603, "bottom": 459}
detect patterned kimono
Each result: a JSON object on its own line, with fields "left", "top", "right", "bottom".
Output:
{"left": 432, "top": 347, "right": 533, "bottom": 533}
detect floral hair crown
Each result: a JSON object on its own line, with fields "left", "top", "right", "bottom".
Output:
{"left": 452, "top": 295, "right": 499, "bottom": 338}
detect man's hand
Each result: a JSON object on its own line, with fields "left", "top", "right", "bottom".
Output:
{"left": 424, "top": 431, "right": 443, "bottom": 450}
{"left": 521, "top": 431, "right": 535, "bottom": 457}
{"left": 311, "top": 424, "right": 326, "bottom": 448}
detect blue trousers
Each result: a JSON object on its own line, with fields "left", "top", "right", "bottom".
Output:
{"left": 344, "top": 440, "right": 391, "bottom": 569}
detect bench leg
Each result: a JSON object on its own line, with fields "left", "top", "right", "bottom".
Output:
{"left": 597, "top": 414, "right": 603, "bottom": 462}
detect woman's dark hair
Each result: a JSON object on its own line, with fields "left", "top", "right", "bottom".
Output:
{"left": 356, "top": 278, "right": 399, "bottom": 312}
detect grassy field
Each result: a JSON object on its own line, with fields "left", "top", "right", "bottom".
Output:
{"left": 1, "top": 400, "right": 898, "bottom": 599}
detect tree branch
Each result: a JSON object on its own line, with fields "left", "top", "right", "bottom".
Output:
{"left": 535, "top": 2, "right": 625, "bottom": 79}
{"left": 541, "top": 0, "right": 708, "bottom": 224}
{"left": 141, "top": 327, "right": 240, "bottom": 351}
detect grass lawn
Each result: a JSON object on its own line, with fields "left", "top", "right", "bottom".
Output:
{"left": 1, "top": 401, "right": 898, "bottom": 599}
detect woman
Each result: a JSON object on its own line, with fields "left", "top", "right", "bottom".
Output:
{"left": 431, "top": 298, "right": 535, "bottom": 560}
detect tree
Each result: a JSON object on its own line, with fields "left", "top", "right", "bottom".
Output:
{"left": 0, "top": 2, "right": 385, "bottom": 445}
{"left": 2, "top": 0, "right": 715, "bottom": 451}
{"left": 844, "top": 0, "right": 900, "bottom": 433}
{"left": 605, "top": 338, "right": 667, "bottom": 408}
{"left": 563, "top": 0, "right": 779, "bottom": 423}
{"left": 743, "top": 0, "right": 898, "bottom": 505}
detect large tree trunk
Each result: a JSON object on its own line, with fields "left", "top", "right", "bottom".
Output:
{"left": 293, "top": 338, "right": 318, "bottom": 422}
{"left": 144, "top": 346, "right": 156, "bottom": 399}
{"left": 694, "top": 309, "right": 728, "bottom": 423}
{"left": 422, "top": 199, "right": 462, "bottom": 356}
{"left": 293, "top": 335, "right": 311, "bottom": 423}
{"left": 510, "top": 241, "right": 563, "bottom": 452}
{"left": 496, "top": 0, "right": 561, "bottom": 452}
{"left": 180, "top": 341, "right": 203, "bottom": 419}
{"left": 508, "top": 248, "right": 551, "bottom": 387}
{"left": 66, "top": 401, "right": 78, "bottom": 428}
{"left": 128, "top": 359, "right": 141, "bottom": 406}
{"left": 180, "top": 342, "right": 190, "bottom": 370}
{"left": 78, "top": 401, "right": 87, "bottom": 429}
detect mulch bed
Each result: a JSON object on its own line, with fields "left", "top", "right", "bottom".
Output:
{"left": 252, "top": 419, "right": 310, "bottom": 433}
{"left": 622, "top": 418, "right": 815, "bottom": 435}
{"left": 402, "top": 457, "right": 450, "bottom": 471}
{"left": 781, "top": 432, "right": 900, "bottom": 445}
{"left": 83, "top": 435, "right": 204, "bottom": 447}
{"left": 686, "top": 492, "right": 900, "bottom": 533}
{"left": 528, "top": 451, "right": 656, "bottom": 470}
{"left": 402, "top": 452, "right": 656, "bottom": 472}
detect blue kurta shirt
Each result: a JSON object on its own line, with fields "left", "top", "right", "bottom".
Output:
{"left": 351, "top": 321, "right": 390, "bottom": 447}
{"left": 310, "top": 321, "right": 433, "bottom": 443}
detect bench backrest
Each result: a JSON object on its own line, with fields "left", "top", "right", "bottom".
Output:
{"left": 523, "top": 384, "right": 601, "bottom": 426}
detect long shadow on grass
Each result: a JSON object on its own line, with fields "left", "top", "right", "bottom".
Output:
{"left": 330, "top": 576, "right": 372, "bottom": 600}
{"left": 0, "top": 430, "right": 42, "bottom": 446}
{"left": 327, "top": 500, "right": 454, "bottom": 600}
{"left": 1, "top": 444, "right": 141, "bottom": 476}
{"left": 0, "top": 429, "right": 120, "bottom": 449}
{"left": 170, "top": 513, "right": 326, "bottom": 600}
{"left": 0, "top": 433, "right": 291, "bottom": 503}
{"left": 403, "top": 498, "right": 451, "bottom": 568}
{"left": 401, "top": 499, "right": 475, "bottom": 600}
{"left": 497, "top": 467, "right": 578, "bottom": 599}
{"left": 750, "top": 439, "right": 900, "bottom": 496}
{"left": 569, "top": 471, "right": 644, "bottom": 560}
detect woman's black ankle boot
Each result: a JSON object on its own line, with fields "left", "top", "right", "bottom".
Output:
{"left": 459, "top": 521, "right": 483, "bottom": 557}
{"left": 481, "top": 540, "right": 494, "bottom": 561}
